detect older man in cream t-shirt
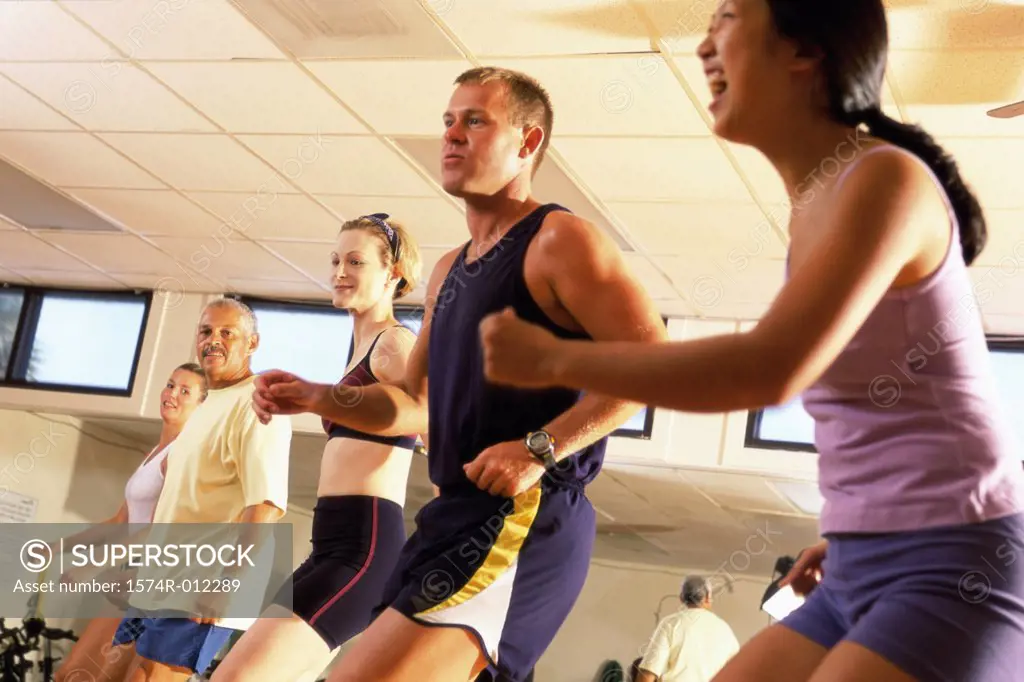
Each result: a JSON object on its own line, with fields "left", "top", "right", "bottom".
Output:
{"left": 635, "top": 576, "right": 739, "bottom": 682}
{"left": 110, "top": 298, "right": 292, "bottom": 682}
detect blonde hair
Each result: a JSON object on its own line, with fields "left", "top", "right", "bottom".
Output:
{"left": 339, "top": 215, "right": 422, "bottom": 299}
{"left": 173, "top": 362, "right": 208, "bottom": 400}
{"left": 454, "top": 66, "right": 554, "bottom": 173}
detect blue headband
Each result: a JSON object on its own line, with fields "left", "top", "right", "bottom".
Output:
{"left": 361, "top": 213, "right": 400, "bottom": 261}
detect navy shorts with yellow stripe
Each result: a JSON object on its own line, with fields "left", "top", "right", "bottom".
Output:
{"left": 379, "top": 482, "right": 596, "bottom": 682}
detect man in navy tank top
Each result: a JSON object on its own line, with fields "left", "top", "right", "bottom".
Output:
{"left": 252, "top": 66, "right": 666, "bottom": 682}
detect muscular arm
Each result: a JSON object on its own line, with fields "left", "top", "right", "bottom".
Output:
{"left": 531, "top": 212, "right": 668, "bottom": 460}
{"left": 303, "top": 249, "right": 461, "bottom": 437}
{"left": 543, "top": 150, "right": 936, "bottom": 412}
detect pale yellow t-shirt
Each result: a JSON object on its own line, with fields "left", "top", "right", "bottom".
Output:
{"left": 639, "top": 608, "right": 740, "bottom": 682}
{"left": 152, "top": 375, "right": 292, "bottom": 524}
{"left": 129, "top": 376, "right": 291, "bottom": 626}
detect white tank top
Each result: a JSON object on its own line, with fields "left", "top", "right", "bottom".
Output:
{"left": 124, "top": 443, "right": 171, "bottom": 525}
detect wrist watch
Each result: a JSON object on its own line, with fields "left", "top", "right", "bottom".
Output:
{"left": 525, "top": 431, "right": 558, "bottom": 471}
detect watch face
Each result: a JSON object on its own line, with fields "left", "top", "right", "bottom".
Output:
{"left": 527, "top": 432, "right": 551, "bottom": 452}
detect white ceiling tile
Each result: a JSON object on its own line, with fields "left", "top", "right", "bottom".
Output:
{"left": 63, "top": 189, "right": 225, "bottom": 238}
{"left": 1, "top": 63, "right": 216, "bottom": 133}
{"left": 0, "top": 268, "right": 32, "bottom": 285}
{"left": 238, "top": 135, "right": 439, "bottom": 197}
{"left": 234, "top": 0, "right": 461, "bottom": 59}
{"left": 493, "top": 55, "right": 708, "bottom": 137}
{"left": 973, "top": 210, "right": 1024, "bottom": 269}
{"left": 188, "top": 192, "right": 341, "bottom": 241}
{"left": 434, "top": 0, "right": 653, "bottom": 57}
{"left": 653, "top": 255, "right": 785, "bottom": 315}
{"left": 622, "top": 255, "right": 683, "bottom": 301}
{"left": 98, "top": 133, "right": 286, "bottom": 193}
{"left": 110, "top": 271, "right": 223, "bottom": 295}
{"left": 554, "top": 137, "right": 750, "bottom": 202}
{"left": 699, "top": 300, "right": 772, "bottom": 323}
{"left": 259, "top": 241, "right": 333, "bottom": 286}
{"left": 983, "top": 313, "right": 1024, "bottom": 336}
{"left": 887, "top": 3, "right": 1024, "bottom": 50}
{"left": 0, "top": 77, "right": 79, "bottom": 131}
{"left": 725, "top": 143, "right": 790, "bottom": 205}
{"left": 0, "top": 232, "right": 98, "bottom": 272}
{"left": 61, "top": 0, "right": 286, "bottom": 61}
{"left": 145, "top": 62, "right": 367, "bottom": 134}
{"left": 10, "top": 268, "right": 122, "bottom": 289}
{"left": 35, "top": 232, "right": 182, "bottom": 275}
{"left": 0, "top": 132, "right": 165, "bottom": 189}
{"left": 606, "top": 202, "right": 787, "bottom": 260}
{"left": 888, "top": 50, "right": 1024, "bottom": 137}
{"left": 224, "top": 278, "right": 330, "bottom": 302}
{"left": 147, "top": 235, "right": 311, "bottom": 283}
{"left": 970, "top": 264, "right": 1024, "bottom": 317}
{"left": 941, "top": 138, "right": 1024, "bottom": 210}
{"left": 902, "top": 103, "right": 1024, "bottom": 138}
{"left": 307, "top": 60, "right": 473, "bottom": 136}
{"left": 652, "top": 298, "right": 700, "bottom": 318}
{"left": 315, "top": 196, "right": 466, "bottom": 247}
{"left": 681, "top": 469, "right": 797, "bottom": 516}
{"left": 0, "top": 2, "right": 115, "bottom": 60}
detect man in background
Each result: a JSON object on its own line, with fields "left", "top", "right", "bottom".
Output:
{"left": 112, "top": 298, "right": 292, "bottom": 682}
{"left": 635, "top": 576, "right": 739, "bottom": 682}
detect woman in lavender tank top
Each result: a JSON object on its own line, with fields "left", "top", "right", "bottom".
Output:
{"left": 477, "top": 1, "right": 1024, "bottom": 681}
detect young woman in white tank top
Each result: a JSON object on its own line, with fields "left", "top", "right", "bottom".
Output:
{"left": 53, "top": 364, "right": 206, "bottom": 682}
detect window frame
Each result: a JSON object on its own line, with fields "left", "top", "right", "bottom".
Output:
{"left": 744, "top": 334, "right": 1024, "bottom": 453}
{"left": 0, "top": 285, "right": 152, "bottom": 397}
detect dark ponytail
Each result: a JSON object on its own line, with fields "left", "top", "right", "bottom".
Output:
{"left": 851, "top": 108, "right": 987, "bottom": 265}
{"left": 764, "top": 0, "right": 988, "bottom": 266}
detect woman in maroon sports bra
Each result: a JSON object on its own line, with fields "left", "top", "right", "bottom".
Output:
{"left": 210, "top": 214, "right": 423, "bottom": 682}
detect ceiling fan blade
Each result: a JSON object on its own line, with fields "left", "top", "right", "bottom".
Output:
{"left": 987, "top": 101, "right": 1024, "bottom": 119}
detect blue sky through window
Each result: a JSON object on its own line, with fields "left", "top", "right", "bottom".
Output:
{"left": 28, "top": 295, "right": 147, "bottom": 390}
{"left": 248, "top": 307, "right": 354, "bottom": 385}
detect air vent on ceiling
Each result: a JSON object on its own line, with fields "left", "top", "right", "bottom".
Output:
{"left": 232, "top": 0, "right": 461, "bottom": 58}
{"left": 0, "top": 160, "right": 124, "bottom": 233}
{"left": 266, "top": 0, "right": 401, "bottom": 39}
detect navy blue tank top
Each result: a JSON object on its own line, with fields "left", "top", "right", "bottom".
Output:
{"left": 427, "top": 203, "right": 607, "bottom": 495}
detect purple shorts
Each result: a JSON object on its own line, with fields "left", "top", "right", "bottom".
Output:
{"left": 781, "top": 512, "right": 1024, "bottom": 681}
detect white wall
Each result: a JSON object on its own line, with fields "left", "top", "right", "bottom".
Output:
{"left": 536, "top": 559, "right": 771, "bottom": 682}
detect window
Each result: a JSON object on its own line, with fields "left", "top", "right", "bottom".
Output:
{"left": 2, "top": 288, "right": 151, "bottom": 395}
{"left": 746, "top": 339, "right": 1024, "bottom": 453}
{"left": 244, "top": 299, "right": 354, "bottom": 385}
{"left": 395, "top": 306, "right": 425, "bottom": 335}
{"left": 614, "top": 406, "right": 655, "bottom": 439}
{"left": 0, "top": 288, "right": 25, "bottom": 378}
{"left": 988, "top": 341, "right": 1024, "bottom": 452}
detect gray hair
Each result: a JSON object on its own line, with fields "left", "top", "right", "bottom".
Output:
{"left": 681, "top": 576, "right": 711, "bottom": 607}
{"left": 202, "top": 297, "right": 258, "bottom": 336}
